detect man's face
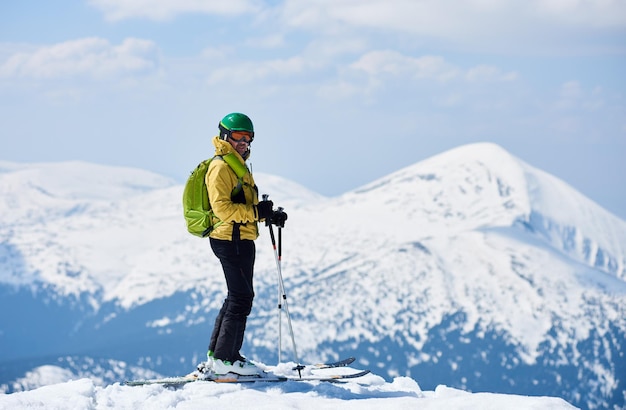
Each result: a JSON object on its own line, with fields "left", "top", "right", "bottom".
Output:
{"left": 228, "top": 131, "right": 253, "bottom": 157}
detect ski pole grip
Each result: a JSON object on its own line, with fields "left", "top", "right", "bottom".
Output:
{"left": 262, "top": 194, "right": 271, "bottom": 226}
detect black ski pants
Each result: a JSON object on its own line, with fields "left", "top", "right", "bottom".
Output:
{"left": 208, "top": 238, "right": 256, "bottom": 362}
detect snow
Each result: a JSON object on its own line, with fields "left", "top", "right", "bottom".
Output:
{"left": 0, "top": 365, "right": 577, "bottom": 410}
{"left": 0, "top": 160, "right": 175, "bottom": 202}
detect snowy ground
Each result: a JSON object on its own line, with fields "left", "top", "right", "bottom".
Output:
{"left": 0, "top": 364, "right": 578, "bottom": 410}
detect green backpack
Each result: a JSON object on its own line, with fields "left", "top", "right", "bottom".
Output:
{"left": 182, "top": 153, "right": 249, "bottom": 238}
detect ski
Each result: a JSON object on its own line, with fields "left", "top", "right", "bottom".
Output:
{"left": 291, "top": 369, "right": 371, "bottom": 382}
{"left": 125, "top": 368, "right": 370, "bottom": 387}
{"left": 308, "top": 356, "right": 356, "bottom": 370}
{"left": 125, "top": 375, "right": 204, "bottom": 386}
{"left": 125, "top": 373, "right": 286, "bottom": 386}
{"left": 204, "top": 369, "right": 370, "bottom": 384}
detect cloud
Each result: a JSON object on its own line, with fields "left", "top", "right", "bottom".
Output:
{"left": 312, "top": 50, "right": 521, "bottom": 105}
{"left": 89, "top": 0, "right": 262, "bottom": 21}
{"left": 245, "top": 34, "right": 286, "bottom": 49}
{"left": 349, "top": 51, "right": 517, "bottom": 86}
{"left": 88, "top": 0, "right": 626, "bottom": 34}
{"left": 465, "top": 65, "right": 518, "bottom": 83}
{"left": 350, "top": 51, "right": 460, "bottom": 86}
{"left": 279, "top": 0, "right": 626, "bottom": 53}
{"left": 534, "top": 0, "right": 626, "bottom": 27}
{"left": 282, "top": 0, "right": 626, "bottom": 31}
{"left": 0, "top": 38, "right": 159, "bottom": 80}
{"left": 202, "top": 35, "right": 365, "bottom": 87}
{"left": 196, "top": 45, "right": 522, "bottom": 106}
{"left": 206, "top": 56, "right": 307, "bottom": 85}
{"left": 554, "top": 81, "right": 610, "bottom": 113}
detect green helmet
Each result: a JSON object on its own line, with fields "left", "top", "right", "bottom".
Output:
{"left": 219, "top": 113, "right": 254, "bottom": 141}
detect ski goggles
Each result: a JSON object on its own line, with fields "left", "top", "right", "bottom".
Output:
{"left": 229, "top": 131, "right": 254, "bottom": 144}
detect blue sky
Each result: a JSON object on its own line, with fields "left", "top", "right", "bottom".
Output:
{"left": 1, "top": 0, "right": 625, "bottom": 219}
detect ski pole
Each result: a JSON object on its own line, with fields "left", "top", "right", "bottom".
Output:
{"left": 263, "top": 195, "right": 304, "bottom": 376}
{"left": 264, "top": 195, "right": 283, "bottom": 363}
{"left": 273, "top": 222, "right": 304, "bottom": 375}
{"left": 275, "top": 221, "right": 282, "bottom": 364}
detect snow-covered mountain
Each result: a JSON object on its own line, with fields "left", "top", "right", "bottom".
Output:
{"left": 1, "top": 143, "right": 624, "bottom": 410}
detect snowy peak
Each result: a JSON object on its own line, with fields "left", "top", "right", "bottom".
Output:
{"left": 342, "top": 142, "right": 529, "bottom": 231}
{"left": 339, "top": 142, "right": 625, "bottom": 279}
{"left": 0, "top": 160, "right": 178, "bottom": 226}
{"left": 519, "top": 163, "right": 626, "bottom": 278}
{"left": 0, "top": 160, "right": 176, "bottom": 201}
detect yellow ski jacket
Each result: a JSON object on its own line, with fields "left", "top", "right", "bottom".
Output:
{"left": 206, "top": 136, "right": 260, "bottom": 241}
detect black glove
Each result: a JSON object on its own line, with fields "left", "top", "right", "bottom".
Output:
{"left": 271, "top": 209, "right": 288, "bottom": 228}
{"left": 256, "top": 199, "right": 274, "bottom": 221}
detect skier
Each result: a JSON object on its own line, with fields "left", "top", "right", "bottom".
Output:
{"left": 203, "top": 112, "right": 287, "bottom": 376}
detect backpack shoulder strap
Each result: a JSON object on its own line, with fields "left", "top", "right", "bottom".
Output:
{"left": 220, "top": 152, "right": 249, "bottom": 179}
{"left": 211, "top": 154, "right": 250, "bottom": 201}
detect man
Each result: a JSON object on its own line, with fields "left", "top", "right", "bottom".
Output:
{"left": 204, "top": 112, "right": 287, "bottom": 376}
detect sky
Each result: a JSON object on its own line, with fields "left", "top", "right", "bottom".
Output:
{"left": 1, "top": 0, "right": 625, "bottom": 219}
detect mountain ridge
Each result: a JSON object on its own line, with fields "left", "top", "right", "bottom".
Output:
{"left": 1, "top": 143, "right": 625, "bottom": 409}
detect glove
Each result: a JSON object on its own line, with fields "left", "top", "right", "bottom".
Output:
{"left": 256, "top": 199, "right": 274, "bottom": 221}
{"left": 271, "top": 209, "right": 288, "bottom": 228}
